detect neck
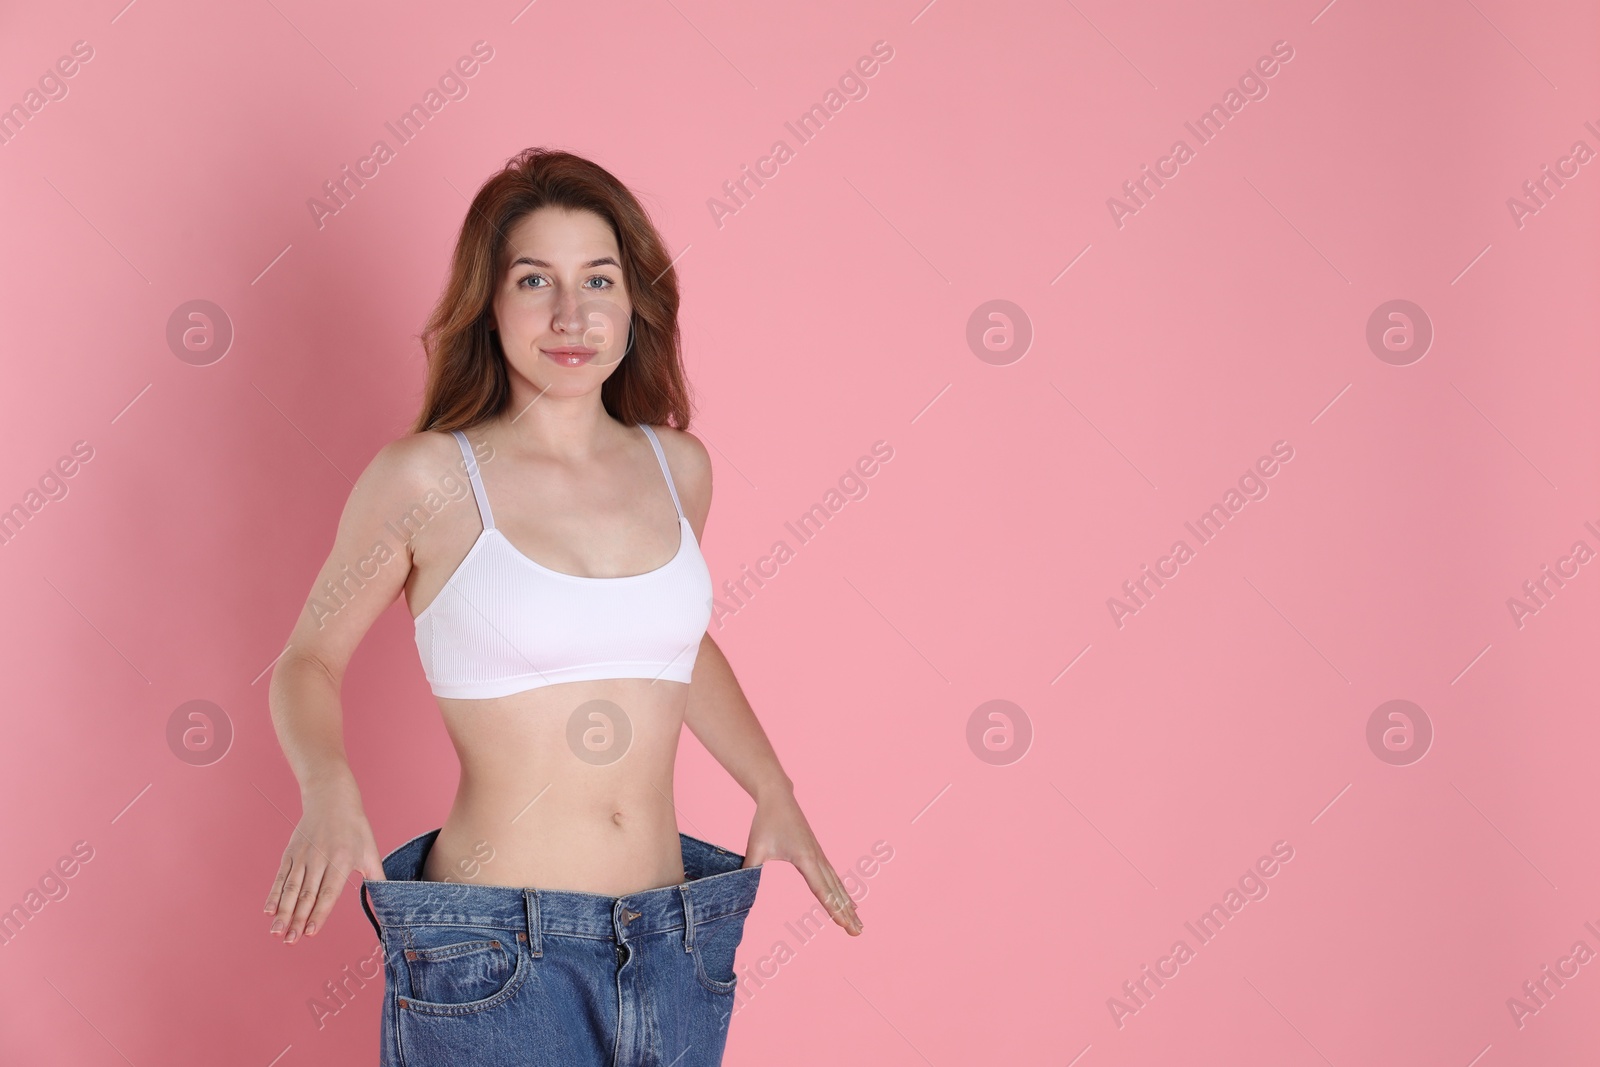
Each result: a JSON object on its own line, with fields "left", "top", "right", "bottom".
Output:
{"left": 495, "top": 386, "right": 624, "bottom": 462}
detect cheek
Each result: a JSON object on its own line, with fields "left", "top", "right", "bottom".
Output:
{"left": 496, "top": 294, "right": 545, "bottom": 333}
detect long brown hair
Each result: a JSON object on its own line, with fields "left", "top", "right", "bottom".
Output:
{"left": 411, "top": 147, "right": 693, "bottom": 434}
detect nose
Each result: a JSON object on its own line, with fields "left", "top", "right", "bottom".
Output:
{"left": 550, "top": 296, "right": 583, "bottom": 335}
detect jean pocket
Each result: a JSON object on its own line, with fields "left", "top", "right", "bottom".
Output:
{"left": 397, "top": 924, "right": 527, "bottom": 1015}
{"left": 691, "top": 909, "right": 752, "bottom": 995}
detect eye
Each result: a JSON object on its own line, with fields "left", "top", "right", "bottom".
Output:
{"left": 516, "top": 274, "right": 617, "bottom": 290}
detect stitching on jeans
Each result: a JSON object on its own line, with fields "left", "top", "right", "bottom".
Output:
{"left": 691, "top": 913, "right": 745, "bottom": 995}
{"left": 397, "top": 940, "right": 530, "bottom": 1017}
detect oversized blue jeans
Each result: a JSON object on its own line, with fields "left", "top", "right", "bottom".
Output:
{"left": 361, "top": 828, "right": 762, "bottom": 1066}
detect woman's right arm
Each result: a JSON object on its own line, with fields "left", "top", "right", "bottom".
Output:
{"left": 264, "top": 434, "right": 438, "bottom": 944}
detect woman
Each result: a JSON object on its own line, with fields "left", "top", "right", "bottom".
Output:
{"left": 265, "top": 147, "right": 863, "bottom": 1066}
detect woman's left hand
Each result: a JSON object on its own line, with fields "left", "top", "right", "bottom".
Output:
{"left": 742, "top": 787, "right": 864, "bottom": 935}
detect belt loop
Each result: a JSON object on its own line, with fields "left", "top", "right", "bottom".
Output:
{"left": 678, "top": 884, "right": 694, "bottom": 953}
{"left": 524, "top": 889, "right": 543, "bottom": 957}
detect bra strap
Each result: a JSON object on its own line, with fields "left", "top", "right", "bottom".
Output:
{"left": 638, "top": 424, "right": 684, "bottom": 520}
{"left": 451, "top": 430, "right": 495, "bottom": 530}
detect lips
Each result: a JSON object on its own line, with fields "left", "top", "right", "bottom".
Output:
{"left": 541, "top": 346, "right": 596, "bottom": 367}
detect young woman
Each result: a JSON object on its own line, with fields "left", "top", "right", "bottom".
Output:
{"left": 265, "top": 147, "right": 862, "bottom": 1066}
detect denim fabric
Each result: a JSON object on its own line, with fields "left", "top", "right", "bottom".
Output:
{"left": 361, "top": 828, "right": 762, "bottom": 1067}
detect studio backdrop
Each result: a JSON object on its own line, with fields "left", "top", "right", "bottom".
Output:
{"left": 1, "top": 1, "right": 1596, "bottom": 1064}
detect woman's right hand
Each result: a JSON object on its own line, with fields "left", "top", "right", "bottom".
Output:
{"left": 265, "top": 781, "right": 384, "bottom": 944}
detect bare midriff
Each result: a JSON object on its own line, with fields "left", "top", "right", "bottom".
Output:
{"left": 418, "top": 676, "right": 691, "bottom": 896}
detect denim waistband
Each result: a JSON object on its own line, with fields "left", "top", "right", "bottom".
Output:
{"left": 360, "top": 827, "right": 761, "bottom": 947}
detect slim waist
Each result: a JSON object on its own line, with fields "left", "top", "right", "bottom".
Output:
{"left": 360, "top": 827, "right": 761, "bottom": 944}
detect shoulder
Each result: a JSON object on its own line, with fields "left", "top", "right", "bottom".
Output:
{"left": 354, "top": 428, "right": 467, "bottom": 508}
{"left": 647, "top": 424, "right": 712, "bottom": 521}
{"left": 648, "top": 424, "right": 710, "bottom": 489}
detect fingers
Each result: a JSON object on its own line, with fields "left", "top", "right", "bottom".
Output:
{"left": 268, "top": 850, "right": 345, "bottom": 944}
{"left": 267, "top": 852, "right": 305, "bottom": 940}
{"left": 822, "top": 867, "right": 864, "bottom": 935}
{"left": 795, "top": 851, "right": 864, "bottom": 935}
{"left": 286, "top": 855, "right": 338, "bottom": 942}
{"left": 264, "top": 852, "right": 292, "bottom": 916}
{"left": 268, "top": 821, "right": 382, "bottom": 943}
{"left": 301, "top": 861, "right": 347, "bottom": 938}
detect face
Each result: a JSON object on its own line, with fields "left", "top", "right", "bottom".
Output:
{"left": 490, "top": 206, "right": 632, "bottom": 401}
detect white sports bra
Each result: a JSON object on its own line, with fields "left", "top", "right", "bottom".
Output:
{"left": 413, "top": 424, "right": 714, "bottom": 699}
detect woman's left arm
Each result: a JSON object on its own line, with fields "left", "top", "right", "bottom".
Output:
{"left": 683, "top": 634, "right": 864, "bottom": 935}
{"left": 665, "top": 423, "right": 863, "bottom": 936}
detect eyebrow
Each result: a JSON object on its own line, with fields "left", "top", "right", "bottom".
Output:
{"left": 509, "top": 256, "right": 620, "bottom": 270}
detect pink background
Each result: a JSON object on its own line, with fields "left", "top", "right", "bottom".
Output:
{"left": 2, "top": 1, "right": 1597, "bottom": 1064}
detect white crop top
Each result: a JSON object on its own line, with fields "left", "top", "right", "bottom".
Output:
{"left": 413, "top": 424, "right": 713, "bottom": 699}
